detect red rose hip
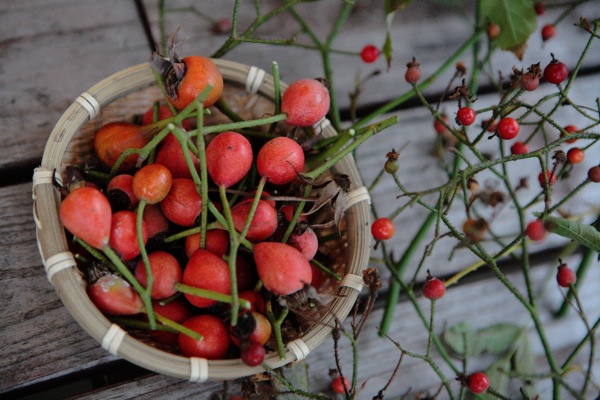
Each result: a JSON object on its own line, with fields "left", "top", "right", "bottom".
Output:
{"left": 206, "top": 131, "right": 253, "bottom": 188}
{"left": 256, "top": 137, "right": 305, "bottom": 185}
{"left": 254, "top": 242, "right": 312, "bottom": 296}
{"left": 422, "top": 273, "right": 445, "bottom": 300}
{"left": 178, "top": 314, "right": 231, "bottom": 359}
{"left": 281, "top": 79, "right": 330, "bottom": 127}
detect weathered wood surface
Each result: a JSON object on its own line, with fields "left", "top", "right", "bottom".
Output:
{"left": 2, "top": 0, "right": 599, "bottom": 172}
{"left": 1, "top": 0, "right": 600, "bottom": 399}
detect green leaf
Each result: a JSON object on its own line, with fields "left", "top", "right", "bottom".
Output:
{"left": 534, "top": 213, "right": 600, "bottom": 252}
{"left": 480, "top": 0, "right": 537, "bottom": 52}
{"left": 443, "top": 321, "right": 476, "bottom": 356}
{"left": 484, "top": 357, "right": 511, "bottom": 398}
{"left": 443, "top": 322, "right": 522, "bottom": 357}
{"left": 474, "top": 323, "right": 522, "bottom": 355}
{"left": 514, "top": 334, "right": 537, "bottom": 396}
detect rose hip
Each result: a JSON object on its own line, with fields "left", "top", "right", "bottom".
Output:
{"left": 206, "top": 131, "right": 253, "bottom": 188}
{"left": 281, "top": 79, "right": 330, "bottom": 127}
{"left": 184, "top": 229, "right": 230, "bottom": 258}
{"left": 160, "top": 178, "right": 202, "bottom": 227}
{"left": 178, "top": 314, "right": 231, "bottom": 359}
{"left": 240, "top": 341, "right": 266, "bottom": 366}
{"left": 135, "top": 251, "right": 182, "bottom": 299}
{"left": 149, "top": 298, "right": 194, "bottom": 344}
{"left": 167, "top": 56, "right": 224, "bottom": 110}
{"left": 87, "top": 273, "right": 144, "bottom": 316}
{"left": 132, "top": 164, "right": 173, "bottom": 204}
{"left": 107, "top": 174, "right": 138, "bottom": 211}
{"left": 254, "top": 242, "right": 312, "bottom": 296}
{"left": 94, "top": 121, "right": 149, "bottom": 172}
{"left": 288, "top": 227, "right": 319, "bottom": 261}
{"left": 230, "top": 199, "right": 278, "bottom": 242}
{"left": 231, "top": 311, "right": 272, "bottom": 347}
{"left": 155, "top": 133, "right": 199, "bottom": 179}
{"left": 60, "top": 186, "right": 112, "bottom": 249}
{"left": 142, "top": 204, "right": 170, "bottom": 239}
{"left": 109, "top": 210, "right": 148, "bottom": 261}
{"left": 256, "top": 137, "right": 305, "bottom": 185}
{"left": 182, "top": 249, "right": 231, "bottom": 308}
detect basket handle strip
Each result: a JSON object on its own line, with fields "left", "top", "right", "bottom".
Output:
{"left": 287, "top": 338, "right": 310, "bottom": 361}
{"left": 43, "top": 252, "right": 77, "bottom": 283}
{"left": 101, "top": 324, "right": 126, "bottom": 355}
{"left": 340, "top": 273, "right": 364, "bottom": 292}
{"left": 245, "top": 66, "right": 266, "bottom": 94}
{"left": 75, "top": 92, "right": 101, "bottom": 120}
{"left": 189, "top": 357, "right": 209, "bottom": 382}
{"left": 32, "top": 167, "right": 63, "bottom": 230}
{"left": 343, "top": 186, "right": 371, "bottom": 213}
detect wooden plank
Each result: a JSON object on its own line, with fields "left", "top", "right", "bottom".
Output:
{"left": 356, "top": 73, "right": 600, "bottom": 279}
{"left": 2, "top": 79, "right": 599, "bottom": 392}
{"left": 2, "top": 0, "right": 599, "bottom": 172}
{"left": 1, "top": 0, "right": 150, "bottom": 172}
{"left": 63, "top": 255, "right": 600, "bottom": 399}
{"left": 0, "top": 183, "right": 117, "bottom": 392}
{"left": 1, "top": 178, "right": 598, "bottom": 397}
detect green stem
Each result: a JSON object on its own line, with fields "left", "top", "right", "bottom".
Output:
{"left": 266, "top": 299, "right": 289, "bottom": 359}
{"left": 102, "top": 245, "right": 156, "bottom": 329}
{"left": 174, "top": 283, "right": 250, "bottom": 309}
{"left": 379, "top": 211, "right": 436, "bottom": 336}
{"left": 353, "top": 29, "right": 482, "bottom": 128}
{"left": 303, "top": 116, "right": 398, "bottom": 180}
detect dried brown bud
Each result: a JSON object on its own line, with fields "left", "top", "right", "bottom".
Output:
{"left": 363, "top": 267, "right": 382, "bottom": 293}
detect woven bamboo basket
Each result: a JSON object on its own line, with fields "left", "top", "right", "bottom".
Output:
{"left": 33, "top": 59, "right": 371, "bottom": 381}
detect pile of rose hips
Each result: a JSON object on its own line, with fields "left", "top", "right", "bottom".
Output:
{"left": 59, "top": 55, "right": 337, "bottom": 366}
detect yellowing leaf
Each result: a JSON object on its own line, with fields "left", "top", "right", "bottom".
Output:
{"left": 481, "top": 0, "right": 537, "bottom": 54}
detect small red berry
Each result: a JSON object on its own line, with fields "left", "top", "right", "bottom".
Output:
{"left": 544, "top": 57, "right": 568, "bottom": 84}
{"left": 567, "top": 148, "right": 585, "bottom": 164}
{"left": 520, "top": 72, "right": 540, "bottom": 91}
{"left": 422, "top": 272, "right": 445, "bottom": 300}
{"left": 525, "top": 219, "right": 547, "bottom": 241}
{"left": 371, "top": 217, "right": 395, "bottom": 241}
{"left": 212, "top": 18, "right": 233, "bottom": 34}
{"left": 331, "top": 376, "right": 350, "bottom": 395}
{"left": 511, "top": 141, "right": 530, "bottom": 155}
{"left": 240, "top": 341, "right": 266, "bottom": 367}
{"left": 487, "top": 22, "right": 500, "bottom": 40}
{"left": 538, "top": 170, "right": 557, "bottom": 187}
{"left": 463, "top": 218, "right": 488, "bottom": 242}
{"left": 467, "top": 372, "right": 490, "bottom": 394}
{"left": 496, "top": 117, "right": 520, "bottom": 140}
{"left": 556, "top": 264, "right": 576, "bottom": 288}
{"left": 534, "top": 2, "right": 545, "bottom": 15}
{"left": 360, "top": 45, "right": 380, "bottom": 63}
{"left": 482, "top": 118, "right": 498, "bottom": 132}
{"left": 434, "top": 114, "right": 449, "bottom": 134}
{"left": 561, "top": 124, "right": 579, "bottom": 143}
{"left": 588, "top": 166, "right": 600, "bottom": 182}
{"left": 541, "top": 24, "right": 556, "bottom": 41}
{"left": 456, "top": 107, "right": 476, "bottom": 126}
{"left": 405, "top": 58, "right": 421, "bottom": 84}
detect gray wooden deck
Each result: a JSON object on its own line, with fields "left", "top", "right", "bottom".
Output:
{"left": 1, "top": 1, "right": 599, "bottom": 399}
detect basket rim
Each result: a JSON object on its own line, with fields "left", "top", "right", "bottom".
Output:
{"left": 33, "top": 59, "right": 371, "bottom": 381}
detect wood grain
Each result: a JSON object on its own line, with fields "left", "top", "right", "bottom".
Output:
{"left": 1, "top": 0, "right": 599, "bottom": 397}
{"left": 2, "top": 0, "right": 599, "bottom": 171}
